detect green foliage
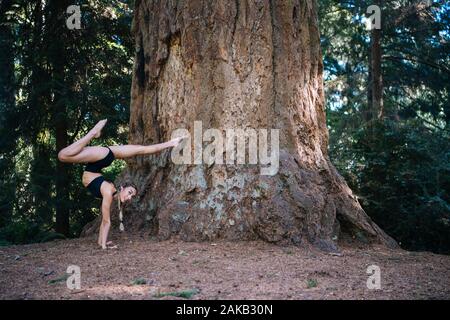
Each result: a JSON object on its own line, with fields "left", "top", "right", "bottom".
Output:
{"left": 130, "top": 278, "right": 147, "bottom": 286}
{"left": 307, "top": 279, "right": 318, "bottom": 289}
{"left": 48, "top": 274, "right": 70, "bottom": 285}
{"left": 0, "top": 220, "right": 66, "bottom": 245}
{"left": 0, "top": 0, "right": 133, "bottom": 244}
{"left": 320, "top": 0, "right": 450, "bottom": 254}
{"left": 102, "top": 159, "right": 127, "bottom": 182}
{"left": 0, "top": 221, "right": 41, "bottom": 245}
{"left": 154, "top": 288, "right": 200, "bottom": 299}
{"left": 343, "top": 120, "right": 450, "bottom": 253}
{"left": 0, "top": 240, "right": 12, "bottom": 247}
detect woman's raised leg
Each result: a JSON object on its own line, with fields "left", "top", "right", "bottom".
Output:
{"left": 58, "top": 119, "right": 107, "bottom": 162}
{"left": 59, "top": 146, "right": 110, "bottom": 164}
{"left": 108, "top": 136, "right": 186, "bottom": 159}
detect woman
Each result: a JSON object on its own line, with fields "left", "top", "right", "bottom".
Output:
{"left": 58, "top": 119, "right": 185, "bottom": 249}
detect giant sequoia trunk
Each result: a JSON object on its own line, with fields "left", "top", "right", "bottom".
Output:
{"left": 48, "top": 0, "right": 71, "bottom": 236}
{"left": 0, "top": 0, "right": 16, "bottom": 226}
{"left": 84, "top": 0, "right": 397, "bottom": 251}
{"left": 370, "top": 1, "right": 384, "bottom": 119}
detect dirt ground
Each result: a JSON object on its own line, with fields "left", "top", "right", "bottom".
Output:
{"left": 0, "top": 233, "right": 449, "bottom": 300}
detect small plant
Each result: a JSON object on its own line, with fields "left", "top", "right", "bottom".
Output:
{"left": 307, "top": 278, "right": 318, "bottom": 289}
{"left": 131, "top": 278, "right": 147, "bottom": 285}
{"left": 48, "top": 274, "right": 69, "bottom": 285}
{"left": 154, "top": 288, "right": 200, "bottom": 299}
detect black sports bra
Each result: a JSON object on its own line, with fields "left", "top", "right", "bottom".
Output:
{"left": 86, "top": 176, "right": 117, "bottom": 199}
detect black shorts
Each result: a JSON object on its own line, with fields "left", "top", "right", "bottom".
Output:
{"left": 84, "top": 147, "right": 115, "bottom": 173}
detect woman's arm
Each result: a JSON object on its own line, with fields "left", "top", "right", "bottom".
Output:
{"left": 99, "top": 194, "right": 113, "bottom": 249}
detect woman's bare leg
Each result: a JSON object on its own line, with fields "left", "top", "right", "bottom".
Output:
{"left": 59, "top": 146, "right": 110, "bottom": 164}
{"left": 108, "top": 136, "right": 186, "bottom": 159}
{"left": 58, "top": 119, "right": 107, "bottom": 161}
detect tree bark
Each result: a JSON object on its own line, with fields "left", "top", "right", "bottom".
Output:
{"left": 0, "top": 0, "right": 17, "bottom": 226}
{"left": 84, "top": 0, "right": 397, "bottom": 251}
{"left": 47, "top": 0, "right": 71, "bottom": 236}
{"left": 370, "top": 1, "right": 383, "bottom": 119}
{"left": 366, "top": 44, "right": 373, "bottom": 122}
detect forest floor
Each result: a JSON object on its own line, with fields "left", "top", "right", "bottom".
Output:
{"left": 0, "top": 233, "right": 449, "bottom": 300}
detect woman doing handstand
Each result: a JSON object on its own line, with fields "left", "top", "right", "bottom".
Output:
{"left": 57, "top": 119, "right": 185, "bottom": 249}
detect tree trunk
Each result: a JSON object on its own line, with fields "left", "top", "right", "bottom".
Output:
{"left": 47, "top": 0, "right": 71, "bottom": 236}
{"left": 0, "top": 0, "right": 17, "bottom": 226}
{"left": 54, "top": 116, "right": 70, "bottom": 236}
{"left": 85, "top": 0, "right": 397, "bottom": 251}
{"left": 0, "top": 0, "right": 15, "bottom": 119}
{"left": 24, "top": 0, "right": 55, "bottom": 228}
{"left": 366, "top": 45, "right": 373, "bottom": 122}
{"left": 370, "top": 1, "right": 383, "bottom": 119}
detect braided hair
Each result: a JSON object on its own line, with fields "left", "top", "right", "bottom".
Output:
{"left": 116, "top": 182, "right": 138, "bottom": 231}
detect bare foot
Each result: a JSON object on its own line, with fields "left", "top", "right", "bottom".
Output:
{"left": 168, "top": 135, "right": 189, "bottom": 148}
{"left": 90, "top": 119, "right": 108, "bottom": 139}
{"left": 98, "top": 241, "right": 115, "bottom": 248}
